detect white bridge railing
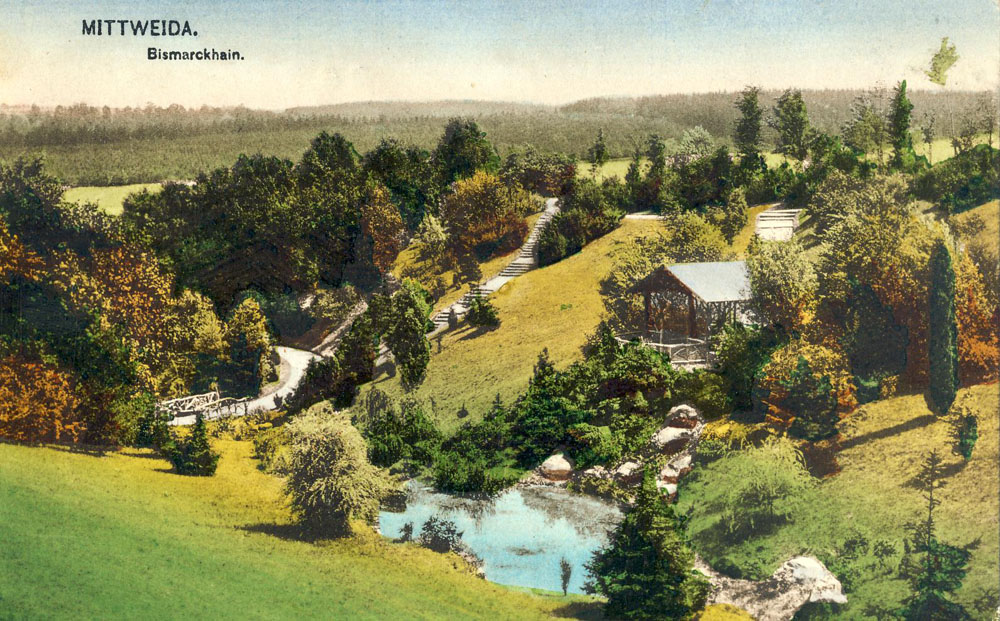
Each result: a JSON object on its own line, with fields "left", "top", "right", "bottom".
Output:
{"left": 156, "top": 391, "right": 253, "bottom": 421}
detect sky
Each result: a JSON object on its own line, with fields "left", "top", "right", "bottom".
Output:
{"left": 2, "top": 0, "right": 998, "bottom": 109}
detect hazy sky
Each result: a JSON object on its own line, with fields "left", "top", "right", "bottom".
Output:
{"left": 2, "top": 0, "right": 998, "bottom": 109}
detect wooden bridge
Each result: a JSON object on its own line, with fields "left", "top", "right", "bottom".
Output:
{"left": 157, "top": 391, "right": 253, "bottom": 422}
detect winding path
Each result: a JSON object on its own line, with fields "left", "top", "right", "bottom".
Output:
{"left": 168, "top": 345, "right": 320, "bottom": 426}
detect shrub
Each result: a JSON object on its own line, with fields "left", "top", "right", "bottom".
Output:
{"left": 0, "top": 353, "right": 84, "bottom": 444}
{"left": 163, "top": 413, "right": 219, "bottom": 476}
{"left": 720, "top": 437, "right": 814, "bottom": 538}
{"left": 781, "top": 356, "right": 840, "bottom": 441}
{"left": 357, "top": 389, "right": 441, "bottom": 468}
{"left": 952, "top": 410, "right": 978, "bottom": 461}
{"left": 674, "top": 370, "right": 729, "bottom": 419}
{"left": 419, "top": 516, "right": 465, "bottom": 554}
{"left": 284, "top": 410, "right": 396, "bottom": 536}
{"left": 466, "top": 296, "right": 500, "bottom": 328}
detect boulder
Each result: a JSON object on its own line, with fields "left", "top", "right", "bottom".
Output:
{"left": 668, "top": 403, "right": 700, "bottom": 420}
{"left": 613, "top": 461, "right": 642, "bottom": 484}
{"left": 581, "top": 465, "right": 610, "bottom": 479}
{"left": 651, "top": 426, "right": 693, "bottom": 453}
{"left": 699, "top": 555, "right": 847, "bottom": 621}
{"left": 538, "top": 453, "right": 575, "bottom": 481}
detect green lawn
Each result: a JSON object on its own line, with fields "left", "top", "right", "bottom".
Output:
{"left": 576, "top": 158, "right": 640, "bottom": 181}
{"left": 677, "top": 383, "right": 999, "bottom": 619}
{"left": 0, "top": 439, "right": 594, "bottom": 619}
{"left": 63, "top": 183, "right": 162, "bottom": 216}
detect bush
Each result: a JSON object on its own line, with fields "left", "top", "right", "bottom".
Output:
{"left": 719, "top": 437, "right": 813, "bottom": 538}
{"left": 466, "top": 296, "right": 500, "bottom": 328}
{"left": 357, "top": 389, "right": 440, "bottom": 468}
{"left": 163, "top": 413, "right": 219, "bottom": 476}
{"left": 284, "top": 410, "right": 396, "bottom": 536}
{"left": 538, "top": 177, "right": 623, "bottom": 266}
{"left": 674, "top": 370, "right": 729, "bottom": 419}
{"left": 781, "top": 356, "right": 840, "bottom": 441}
{"left": 914, "top": 145, "right": 999, "bottom": 214}
{"left": 952, "top": 410, "right": 978, "bottom": 461}
{"left": 419, "top": 516, "right": 465, "bottom": 554}
{"left": 252, "top": 425, "right": 292, "bottom": 474}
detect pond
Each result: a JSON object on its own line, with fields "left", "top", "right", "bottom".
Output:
{"left": 379, "top": 483, "right": 623, "bottom": 594}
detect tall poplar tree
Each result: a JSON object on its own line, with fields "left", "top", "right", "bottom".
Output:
{"left": 927, "top": 240, "right": 959, "bottom": 415}
{"left": 889, "top": 80, "right": 915, "bottom": 170}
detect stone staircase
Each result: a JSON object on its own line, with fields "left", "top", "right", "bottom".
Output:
{"left": 427, "top": 198, "right": 560, "bottom": 333}
{"left": 755, "top": 204, "right": 802, "bottom": 241}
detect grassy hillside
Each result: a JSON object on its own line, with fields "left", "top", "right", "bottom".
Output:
{"left": 953, "top": 199, "right": 999, "bottom": 250}
{"left": 394, "top": 212, "right": 543, "bottom": 315}
{"left": 367, "top": 204, "right": 765, "bottom": 429}
{"left": 63, "top": 183, "right": 162, "bottom": 215}
{"left": 368, "top": 219, "right": 662, "bottom": 430}
{"left": 677, "top": 383, "right": 999, "bottom": 619}
{"left": 0, "top": 439, "right": 594, "bottom": 619}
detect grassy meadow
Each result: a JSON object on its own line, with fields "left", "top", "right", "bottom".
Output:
{"left": 677, "top": 383, "right": 999, "bottom": 619}
{"left": 63, "top": 183, "right": 162, "bottom": 215}
{"left": 0, "top": 439, "right": 597, "bottom": 619}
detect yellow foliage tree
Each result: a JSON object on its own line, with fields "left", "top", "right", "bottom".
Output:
{"left": 0, "top": 353, "right": 84, "bottom": 443}
{"left": 360, "top": 184, "right": 404, "bottom": 273}
{"left": 954, "top": 254, "right": 999, "bottom": 384}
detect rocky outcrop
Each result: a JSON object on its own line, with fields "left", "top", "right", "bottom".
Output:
{"left": 538, "top": 453, "right": 575, "bottom": 481}
{"left": 652, "top": 404, "right": 706, "bottom": 497}
{"left": 696, "top": 555, "right": 847, "bottom": 621}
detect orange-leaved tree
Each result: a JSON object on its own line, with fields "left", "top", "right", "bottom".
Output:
{"left": 0, "top": 352, "right": 84, "bottom": 443}
{"left": 954, "top": 253, "right": 999, "bottom": 384}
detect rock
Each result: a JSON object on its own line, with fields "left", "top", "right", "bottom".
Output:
{"left": 651, "top": 426, "right": 693, "bottom": 453}
{"left": 581, "top": 465, "right": 610, "bottom": 479}
{"left": 613, "top": 461, "right": 642, "bottom": 484}
{"left": 538, "top": 453, "right": 574, "bottom": 481}
{"left": 699, "top": 555, "right": 846, "bottom": 621}
{"left": 668, "top": 403, "right": 700, "bottom": 420}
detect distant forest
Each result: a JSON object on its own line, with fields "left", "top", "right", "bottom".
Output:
{"left": 0, "top": 89, "right": 989, "bottom": 185}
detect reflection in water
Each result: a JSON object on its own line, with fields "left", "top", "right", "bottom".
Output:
{"left": 380, "top": 483, "right": 623, "bottom": 594}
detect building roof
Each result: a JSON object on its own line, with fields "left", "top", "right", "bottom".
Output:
{"left": 629, "top": 260, "right": 750, "bottom": 303}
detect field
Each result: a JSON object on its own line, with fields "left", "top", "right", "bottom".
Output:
{"left": 3, "top": 90, "right": 985, "bottom": 185}
{"left": 63, "top": 183, "right": 162, "bottom": 215}
{"left": 576, "top": 158, "right": 639, "bottom": 181}
{"left": 677, "top": 383, "right": 1000, "bottom": 619}
{"left": 0, "top": 439, "right": 596, "bottom": 619}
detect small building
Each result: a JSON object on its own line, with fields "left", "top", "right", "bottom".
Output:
{"left": 619, "top": 260, "right": 752, "bottom": 367}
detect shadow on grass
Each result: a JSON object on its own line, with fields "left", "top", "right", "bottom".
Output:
{"left": 838, "top": 414, "right": 937, "bottom": 451}
{"left": 457, "top": 325, "right": 498, "bottom": 341}
{"left": 551, "top": 600, "right": 606, "bottom": 620}
{"left": 241, "top": 521, "right": 352, "bottom": 544}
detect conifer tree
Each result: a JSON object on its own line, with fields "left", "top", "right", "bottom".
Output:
{"left": 928, "top": 240, "right": 959, "bottom": 415}
{"left": 898, "top": 451, "right": 973, "bottom": 620}
{"left": 889, "top": 80, "right": 916, "bottom": 170}
{"left": 734, "top": 86, "right": 765, "bottom": 173}
{"left": 586, "top": 467, "right": 709, "bottom": 619}
{"left": 588, "top": 129, "right": 609, "bottom": 168}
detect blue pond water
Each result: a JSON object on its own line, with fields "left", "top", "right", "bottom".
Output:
{"left": 379, "top": 483, "right": 623, "bottom": 594}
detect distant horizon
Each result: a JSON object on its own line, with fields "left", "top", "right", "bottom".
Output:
{"left": 4, "top": 0, "right": 997, "bottom": 109}
{"left": 2, "top": 86, "right": 995, "bottom": 114}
